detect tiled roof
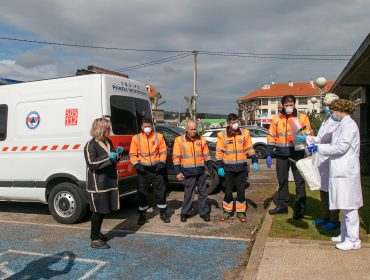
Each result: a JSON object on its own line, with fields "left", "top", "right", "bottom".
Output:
{"left": 239, "top": 81, "right": 334, "bottom": 101}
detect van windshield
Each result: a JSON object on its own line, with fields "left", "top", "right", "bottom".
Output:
{"left": 110, "top": 95, "right": 151, "bottom": 135}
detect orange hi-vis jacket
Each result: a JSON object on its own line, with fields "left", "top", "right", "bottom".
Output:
{"left": 129, "top": 131, "right": 167, "bottom": 167}
{"left": 172, "top": 133, "right": 211, "bottom": 176}
{"left": 216, "top": 127, "right": 257, "bottom": 172}
{"left": 267, "top": 110, "right": 312, "bottom": 156}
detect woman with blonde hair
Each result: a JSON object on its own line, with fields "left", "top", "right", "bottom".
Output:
{"left": 308, "top": 99, "right": 363, "bottom": 250}
{"left": 84, "top": 118, "right": 122, "bottom": 249}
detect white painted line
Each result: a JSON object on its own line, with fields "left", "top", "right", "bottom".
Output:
{"left": 0, "top": 219, "right": 251, "bottom": 242}
{"left": 3, "top": 249, "right": 106, "bottom": 280}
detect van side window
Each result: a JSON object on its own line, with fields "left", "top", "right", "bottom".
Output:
{"left": 0, "top": 105, "right": 8, "bottom": 141}
{"left": 134, "top": 98, "right": 152, "bottom": 129}
{"left": 110, "top": 96, "right": 137, "bottom": 135}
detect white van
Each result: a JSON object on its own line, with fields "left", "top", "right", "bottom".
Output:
{"left": 0, "top": 74, "right": 152, "bottom": 223}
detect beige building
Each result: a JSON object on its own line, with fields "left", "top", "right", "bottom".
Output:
{"left": 238, "top": 81, "right": 333, "bottom": 127}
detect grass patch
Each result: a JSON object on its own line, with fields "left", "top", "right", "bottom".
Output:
{"left": 269, "top": 176, "right": 370, "bottom": 242}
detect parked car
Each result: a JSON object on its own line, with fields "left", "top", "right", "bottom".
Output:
{"left": 201, "top": 126, "right": 268, "bottom": 159}
{"left": 155, "top": 124, "right": 220, "bottom": 194}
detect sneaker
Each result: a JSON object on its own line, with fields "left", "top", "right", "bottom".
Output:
{"left": 268, "top": 207, "right": 288, "bottom": 215}
{"left": 91, "top": 239, "right": 110, "bottom": 249}
{"left": 312, "top": 218, "right": 329, "bottom": 225}
{"left": 331, "top": 235, "right": 344, "bottom": 243}
{"left": 322, "top": 221, "right": 340, "bottom": 231}
{"left": 335, "top": 241, "right": 361, "bottom": 251}
{"left": 160, "top": 210, "right": 170, "bottom": 223}
{"left": 98, "top": 232, "right": 108, "bottom": 242}
{"left": 237, "top": 212, "right": 247, "bottom": 222}
{"left": 138, "top": 212, "right": 147, "bottom": 225}
{"left": 200, "top": 214, "right": 210, "bottom": 222}
{"left": 220, "top": 211, "right": 231, "bottom": 221}
{"left": 180, "top": 214, "right": 188, "bottom": 222}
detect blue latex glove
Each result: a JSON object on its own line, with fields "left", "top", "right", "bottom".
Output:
{"left": 294, "top": 135, "right": 307, "bottom": 143}
{"left": 116, "top": 146, "right": 123, "bottom": 153}
{"left": 217, "top": 167, "right": 225, "bottom": 177}
{"left": 108, "top": 152, "right": 117, "bottom": 159}
{"left": 253, "top": 162, "right": 259, "bottom": 172}
{"left": 307, "top": 144, "right": 318, "bottom": 153}
{"left": 266, "top": 155, "right": 272, "bottom": 168}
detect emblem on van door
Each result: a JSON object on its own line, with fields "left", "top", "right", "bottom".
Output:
{"left": 26, "top": 111, "right": 40, "bottom": 129}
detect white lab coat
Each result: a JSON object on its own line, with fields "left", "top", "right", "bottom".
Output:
{"left": 306, "top": 117, "right": 339, "bottom": 192}
{"left": 318, "top": 115, "right": 363, "bottom": 210}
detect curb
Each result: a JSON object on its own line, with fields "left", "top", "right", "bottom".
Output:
{"left": 241, "top": 195, "right": 275, "bottom": 280}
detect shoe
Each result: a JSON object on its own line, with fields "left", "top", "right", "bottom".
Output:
{"left": 312, "top": 218, "right": 330, "bottom": 225}
{"left": 331, "top": 235, "right": 344, "bottom": 243}
{"left": 160, "top": 210, "right": 170, "bottom": 223}
{"left": 220, "top": 211, "right": 231, "bottom": 221}
{"left": 98, "top": 232, "right": 108, "bottom": 242}
{"left": 322, "top": 222, "right": 340, "bottom": 231}
{"left": 237, "top": 212, "right": 247, "bottom": 222}
{"left": 180, "top": 214, "right": 188, "bottom": 222}
{"left": 91, "top": 239, "right": 110, "bottom": 249}
{"left": 200, "top": 214, "right": 210, "bottom": 222}
{"left": 138, "top": 212, "right": 147, "bottom": 225}
{"left": 335, "top": 241, "right": 361, "bottom": 251}
{"left": 293, "top": 212, "right": 304, "bottom": 220}
{"left": 268, "top": 207, "right": 288, "bottom": 215}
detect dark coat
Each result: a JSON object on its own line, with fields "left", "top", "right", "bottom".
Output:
{"left": 84, "top": 138, "right": 120, "bottom": 214}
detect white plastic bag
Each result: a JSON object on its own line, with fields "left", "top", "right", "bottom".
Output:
{"left": 295, "top": 153, "right": 321, "bottom": 191}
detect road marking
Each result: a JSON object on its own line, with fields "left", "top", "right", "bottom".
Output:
{"left": 0, "top": 219, "right": 250, "bottom": 242}
{"left": 1, "top": 249, "right": 106, "bottom": 280}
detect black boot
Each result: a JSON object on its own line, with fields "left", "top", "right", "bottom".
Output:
{"left": 160, "top": 209, "right": 170, "bottom": 223}
{"left": 138, "top": 211, "right": 147, "bottom": 225}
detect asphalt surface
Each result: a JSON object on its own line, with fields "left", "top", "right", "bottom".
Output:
{"left": 0, "top": 163, "right": 277, "bottom": 279}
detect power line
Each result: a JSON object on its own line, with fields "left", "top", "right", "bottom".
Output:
{"left": 115, "top": 53, "right": 192, "bottom": 71}
{"left": 198, "top": 50, "right": 352, "bottom": 57}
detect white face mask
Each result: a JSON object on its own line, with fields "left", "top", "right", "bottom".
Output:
{"left": 285, "top": 106, "right": 294, "bottom": 115}
{"left": 143, "top": 127, "right": 152, "bottom": 135}
{"left": 231, "top": 122, "right": 239, "bottom": 130}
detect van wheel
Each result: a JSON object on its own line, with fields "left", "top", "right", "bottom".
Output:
{"left": 48, "top": 182, "right": 88, "bottom": 224}
{"left": 205, "top": 168, "right": 220, "bottom": 195}
{"left": 254, "top": 145, "right": 267, "bottom": 159}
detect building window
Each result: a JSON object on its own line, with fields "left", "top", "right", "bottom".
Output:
{"left": 271, "top": 109, "right": 276, "bottom": 115}
{"left": 260, "top": 99, "right": 268, "bottom": 106}
{"left": 297, "top": 97, "right": 308, "bottom": 105}
{"left": 270, "top": 98, "right": 276, "bottom": 104}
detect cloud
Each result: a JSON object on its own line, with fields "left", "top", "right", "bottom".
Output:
{"left": 0, "top": 0, "right": 370, "bottom": 113}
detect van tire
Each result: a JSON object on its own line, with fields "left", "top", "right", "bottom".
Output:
{"left": 254, "top": 145, "right": 267, "bottom": 159}
{"left": 48, "top": 182, "right": 88, "bottom": 224}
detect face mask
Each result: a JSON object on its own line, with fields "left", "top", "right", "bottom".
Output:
{"left": 331, "top": 114, "right": 340, "bottom": 122}
{"left": 323, "top": 106, "right": 331, "bottom": 115}
{"left": 231, "top": 122, "right": 239, "bottom": 130}
{"left": 284, "top": 106, "right": 294, "bottom": 115}
{"left": 143, "top": 127, "right": 152, "bottom": 135}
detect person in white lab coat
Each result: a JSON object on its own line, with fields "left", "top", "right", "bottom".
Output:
{"left": 299, "top": 93, "right": 341, "bottom": 230}
{"left": 307, "top": 99, "right": 363, "bottom": 250}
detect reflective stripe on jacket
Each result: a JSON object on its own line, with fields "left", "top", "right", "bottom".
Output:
{"left": 172, "top": 133, "right": 211, "bottom": 176}
{"left": 129, "top": 131, "right": 167, "bottom": 167}
{"left": 216, "top": 127, "right": 256, "bottom": 172}
{"left": 267, "top": 110, "right": 312, "bottom": 156}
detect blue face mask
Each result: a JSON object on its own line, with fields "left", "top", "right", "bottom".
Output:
{"left": 331, "top": 113, "right": 340, "bottom": 122}
{"left": 323, "top": 106, "right": 331, "bottom": 116}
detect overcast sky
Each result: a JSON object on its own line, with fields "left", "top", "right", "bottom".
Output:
{"left": 0, "top": 0, "right": 369, "bottom": 114}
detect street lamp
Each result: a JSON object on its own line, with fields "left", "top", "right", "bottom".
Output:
{"left": 310, "top": 97, "right": 318, "bottom": 114}
{"left": 315, "top": 77, "right": 327, "bottom": 110}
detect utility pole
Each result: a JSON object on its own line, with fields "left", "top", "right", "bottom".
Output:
{"left": 193, "top": 50, "right": 198, "bottom": 122}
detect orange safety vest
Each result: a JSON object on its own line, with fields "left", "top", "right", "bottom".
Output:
{"left": 173, "top": 134, "right": 210, "bottom": 171}
{"left": 216, "top": 128, "right": 255, "bottom": 166}
{"left": 267, "top": 112, "right": 312, "bottom": 156}
{"left": 129, "top": 131, "right": 167, "bottom": 167}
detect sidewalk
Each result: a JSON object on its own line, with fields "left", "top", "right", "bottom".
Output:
{"left": 242, "top": 197, "right": 370, "bottom": 280}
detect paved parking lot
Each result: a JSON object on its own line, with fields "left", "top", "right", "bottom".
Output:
{"left": 0, "top": 164, "right": 277, "bottom": 279}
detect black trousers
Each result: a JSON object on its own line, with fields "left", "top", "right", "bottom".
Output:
{"left": 276, "top": 152, "right": 306, "bottom": 213}
{"left": 181, "top": 173, "right": 209, "bottom": 216}
{"left": 224, "top": 170, "right": 247, "bottom": 204}
{"left": 90, "top": 212, "right": 105, "bottom": 240}
{"left": 137, "top": 170, "right": 167, "bottom": 211}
